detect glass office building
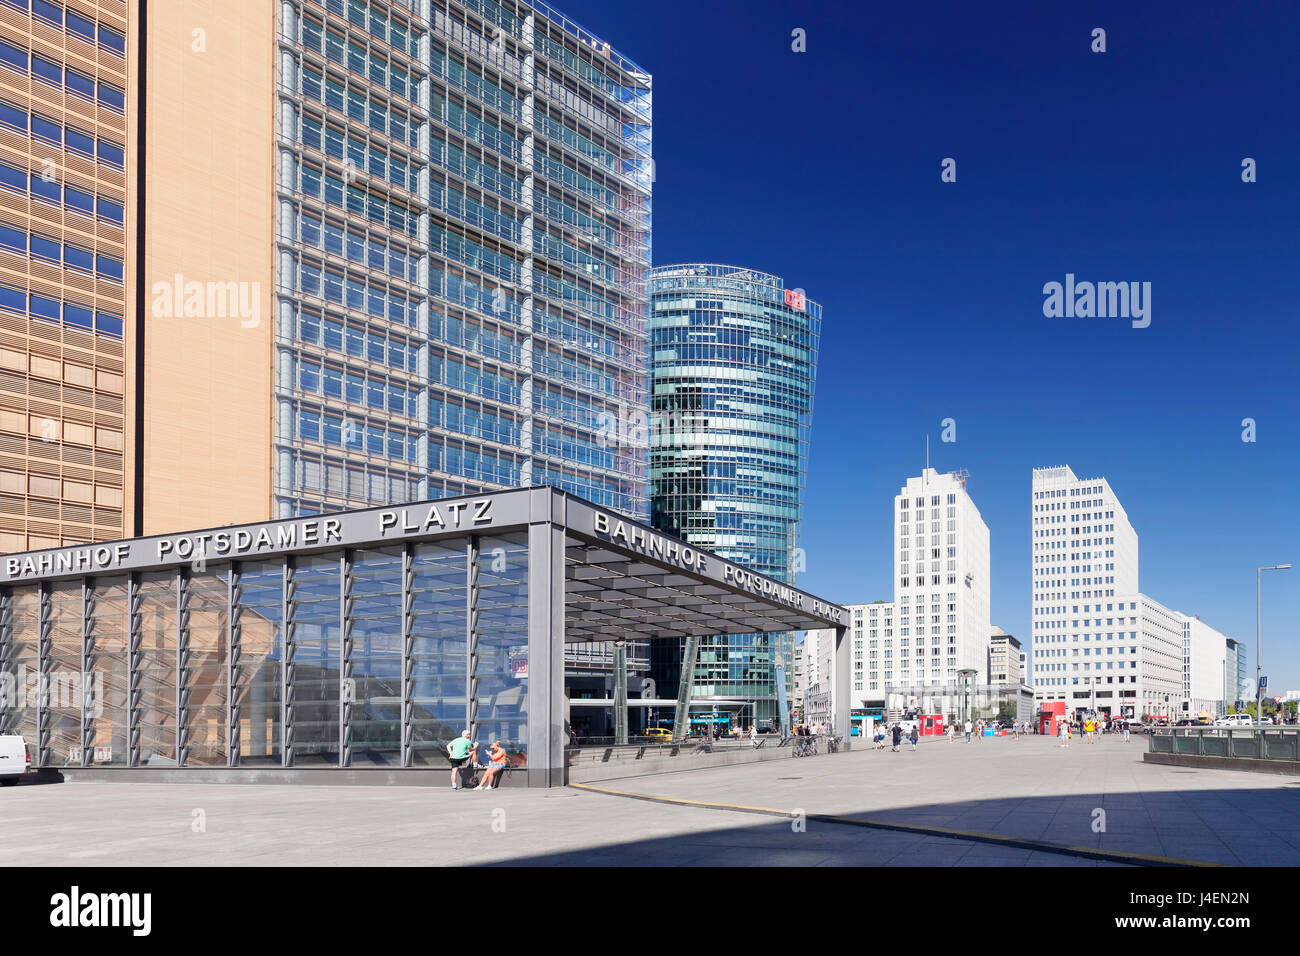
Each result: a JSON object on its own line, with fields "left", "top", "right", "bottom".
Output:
{"left": 647, "top": 264, "right": 821, "bottom": 729}
{"left": 275, "top": 0, "right": 652, "bottom": 521}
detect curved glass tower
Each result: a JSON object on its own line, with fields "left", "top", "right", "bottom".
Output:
{"left": 648, "top": 264, "right": 821, "bottom": 728}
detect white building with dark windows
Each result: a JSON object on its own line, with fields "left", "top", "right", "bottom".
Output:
{"left": 1030, "top": 465, "right": 1139, "bottom": 712}
{"left": 816, "top": 468, "right": 992, "bottom": 722}
{"left": 1030, "top": 465, "right": 1233, "bottom": 721}
{"left": 895, "top": 469, "right": 991, "bottom": 687}
{"left": 1181, "top": 615, "right": 1230, "bottom": 718}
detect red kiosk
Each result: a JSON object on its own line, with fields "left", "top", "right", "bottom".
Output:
{"left": 919, "top": 714, "right": 945, "bottom": 736}
{"left": 1039, "top": 701, "right": 1067, "bottom": 736}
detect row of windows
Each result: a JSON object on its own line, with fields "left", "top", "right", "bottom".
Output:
{"left": 432, "top": 439, "right": 518, "bottom": 487}
{"left": 429, "top": 393, "right": 518, "bottom": 447}
{"left": 429, "top": 173, "right": 522, "bottom": 245}
{"left": 298, "top": 162, "right": 418, "bottom": 237}
{"left": 536, "top": 149, "right": 621, "bottom": 213}
{"left": 429, "top": 220, "right": 518, "bottom": 285}
{"left": 296, "top": 406, "right": 417, "bottom": 464}
{"left": 535, "top": 344, "right": 626, "bottom": 400}
{"left": 533, "top": 462, "right": 641, "bottom": 516}
{"left": 429, "top": 308, "right": 520, "bottom": 366}
{"left": 0, "top": 281, "right": 121, "bottom": 336}
{"left": 298, "top": 111, "right": 421, "bottom": 195}
{"left": 313, "top": 0, "right": 422, "bottom": 59}
{"left": 295, "top": 307, "right": 419, "bottom": 373}
{"left": 429, "top": 259, "right": 520, "bottom": 325}
{"left": 296, "top": 358, "right": 417, "bottom": 417}
{"left": 299, "top": 62, "right": 420, "bottom": 149}
{"left": 295, "top": 254, "right": 418, "bottom": 326}
{"left": 429, "top": 348, "right": 518, "bottom": 406}
{"left": 0, "top": 98, "right": 124, "bottom": 168}
{"left": 433, "top": 90, "right": 523, "bottom": 164}
{"left": 0, "top": 0, "right": 125, "bottom": 55}
{"left": 0, "top": 160, "right": 123, "bottom": 223}
{"left": 287, "top": 450, "right": 418, "bottom": 504}
{"left": 430, "top": 44, "right": 521, "bottom": 123}
{"left": 534, "top": 106, "right": 634, "bottom": 184}
{"left": 534, "top": 189, "right": 618, "bottom": 250}
{"left": 900, "top": 494, "right": 959, "bottom": 509}
{"left": 0, "top": 223, "right": 121, "bottom": 281}
{"left": 431, "top": 129, "right": 522, "bottom": 204}
{"left": 0, "top": 38, "right": 124, "bottom": 111}
{"left": 296, "top": 207, "right": 418, "bottom": 284}
{"left": 299, "top": 13, "right": 422, "bottom": 104}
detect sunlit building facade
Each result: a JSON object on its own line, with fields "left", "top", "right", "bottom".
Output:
{"left": 275, "top": 0, "right": 653, "bottom": 521}
{"left": 647, "top": 264, "right": 821, "bottom": 729}
{"left": 0, "top": 0, "right": 129, "bottom": 554}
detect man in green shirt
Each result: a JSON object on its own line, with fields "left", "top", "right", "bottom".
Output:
{"left": 447, "top": 731, "right": 473, "bottom": 789}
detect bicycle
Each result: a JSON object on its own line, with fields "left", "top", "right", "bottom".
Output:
{"left": 793, "top": 737, "right": 818, "bottom": 757}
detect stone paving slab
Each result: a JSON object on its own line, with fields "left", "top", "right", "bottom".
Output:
{"left": 0, "top": 735, "right": 1290, "bottom": 865}
{"left": 593, "top": 734, "right": 1300, "bottom": 865}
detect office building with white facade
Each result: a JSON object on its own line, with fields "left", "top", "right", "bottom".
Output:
{"left": 1031, "top": 465, "right": 1138, "bottom": 712}
{"left": 895, "top": 468, "right": 990, "bottom": 685}
{"left": 809, "top": 467, "right": 993, "bottom": 723}
{"left": 1030, "top": 465, "right": 1223, "bottom": 721}
{"left": 1181, "top": 614, "right": 1230, "bottom": 718}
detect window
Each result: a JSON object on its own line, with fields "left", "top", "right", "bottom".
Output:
{"left": 0, "top": 223, "right": 24, "bottom": 252}
{"left": 0, "top": 40, "right": 27, "bottom": 72}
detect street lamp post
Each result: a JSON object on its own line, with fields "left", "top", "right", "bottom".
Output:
{"left": 1257, "top": 564, "right": 1292, "bottom": 723}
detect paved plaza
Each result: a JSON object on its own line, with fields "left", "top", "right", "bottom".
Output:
{"left": 2, "top": 734, "right": 1298, "bottom": 866}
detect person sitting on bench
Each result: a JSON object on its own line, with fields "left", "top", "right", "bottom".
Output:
{"left": 475, "top": 741, "right": 509, "bottom": 790}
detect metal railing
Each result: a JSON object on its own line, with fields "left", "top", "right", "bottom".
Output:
{"left": 1148, "top": 727, "right": 1300, "bottom": 761}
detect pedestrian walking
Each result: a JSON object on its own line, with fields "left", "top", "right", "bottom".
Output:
{"left": 1058, "top": 720, "right": 1069, "bottom": 748}
{"left": 1122, "top": 721, "right": 1131, "bottom": 743}
{"left": 947, "top": 724, "right": 955, "bottom": 743}
{"left": 891, "top": 723, "right": 902, "bottom": 752}
{"left": 909, "top": 725, "right": 919, "bottom": 751}
{"left": 964, "top": 719, "right": 972, "bottom": 743}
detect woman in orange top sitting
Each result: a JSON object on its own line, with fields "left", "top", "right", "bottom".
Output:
{"left": 475, "top": 741, "right": 509, "bottom": 790}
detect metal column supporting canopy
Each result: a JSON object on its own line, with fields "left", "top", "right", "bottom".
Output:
{"left": 0, "top": 486, "right": 850, "bottom": 787}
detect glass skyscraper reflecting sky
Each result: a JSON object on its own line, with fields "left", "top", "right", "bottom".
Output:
{"left": 648, "top": 264, "right": 821, "bottom": 727}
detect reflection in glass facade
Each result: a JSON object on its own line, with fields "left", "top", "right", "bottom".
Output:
{"left": 86, "top": 577, "right": 128, "bottom": 766}
{"left": 0, "top": 538, "right": 526, "bottom": 774}
{"left": 648, "top": 264, "right": 822, "bottom": 727}
{"left": 274, "top": 0, "right": 653, "bottom": 520}
{"left": 409, "top": 540, "right": 468, "bottom": 766}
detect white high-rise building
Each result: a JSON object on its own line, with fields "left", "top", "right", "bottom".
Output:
{"left": 809, "top": 469, "right": 991, "bottom": 721}
{"left": 1181, "top": 615, "right": 1230, "bottom": 718}
{"left": 895, "top": 469, "right": 991, "bottom": 686}
{"left": 1031, "top": 465, "right": 1138, "bottom": 710}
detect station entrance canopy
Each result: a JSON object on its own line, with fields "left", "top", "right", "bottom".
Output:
{"left": 0, "top": 487, "right": 850, "bottom": 786}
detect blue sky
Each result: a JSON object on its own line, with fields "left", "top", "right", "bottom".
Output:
{"left": 557, "top": 0, "right": 1300, "bottom": 687}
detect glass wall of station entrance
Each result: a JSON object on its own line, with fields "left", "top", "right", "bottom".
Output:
{"left": 0, "top": 534, "right": 529, "bottom": 771}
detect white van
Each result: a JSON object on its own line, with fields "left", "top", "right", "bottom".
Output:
{"left": 0, "top": 735, "right": 29, "bottom": 786}
{"left": 1215, "top": 714, "right": 1253, "bottom": 727}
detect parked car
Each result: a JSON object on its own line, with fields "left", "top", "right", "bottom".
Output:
{"left": 0, "top": 735, "right": 30, "bottom": 786}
